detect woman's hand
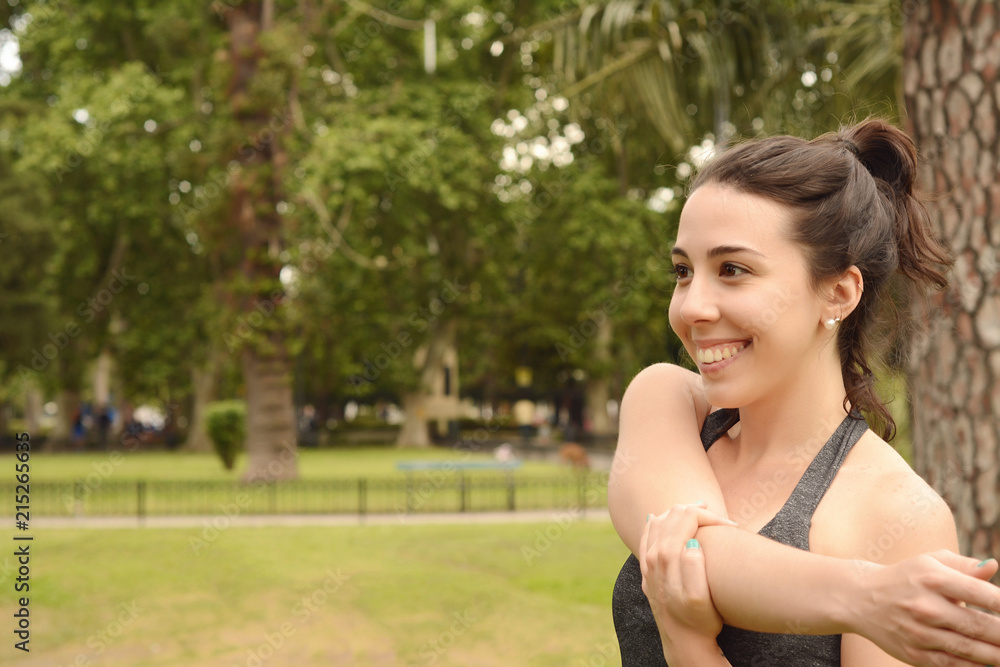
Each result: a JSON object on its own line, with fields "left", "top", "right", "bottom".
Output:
{"left": 848, "top": 551, "right": 1000, "bottom": 666}
{"left": 639, "top": 502, "right": 736, "bottom": 661}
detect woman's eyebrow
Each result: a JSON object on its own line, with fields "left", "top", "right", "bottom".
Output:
{"left": 671, "top": 245, "right": 764, "bottom": 259}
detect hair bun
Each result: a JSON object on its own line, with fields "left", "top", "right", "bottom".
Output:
{"left": 840, "top": 119, "right": 917, "bottom": 200}
{"left": 840, "top": 119, "right": 949, "bottom": 289}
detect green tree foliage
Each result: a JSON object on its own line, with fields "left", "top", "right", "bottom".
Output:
{"left": 0, "top": 0, "right": 903, "bottom": 447}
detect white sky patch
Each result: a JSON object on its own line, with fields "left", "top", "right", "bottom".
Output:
{"left": 133, "top": 405, "right": 166, "bottom": 430}
{"left": 647, "top": 187, "right": 676, "bottom": 213}
{"left": 688, "top": 138, "right": 716, "bottom": 168}
{"left": 0, "top": 29, "right": 22, "bottom": 85}
{"left": 72, "top": 108, "right": 90, "bottom": 124}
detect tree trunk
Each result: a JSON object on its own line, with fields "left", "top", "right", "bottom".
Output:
{"left": 242, "top": 348, "right": 298, "bottom": 481}
{"left": 396, "top": 319, "right": 457, "bottom": 447}
{"left": 585, "top": 316, "right": 614, "bottom": 435}
{"left": 223, "top": 0, "right": 298, "bottom": 479}
{"left": 24, "top": 385, "right": 43, "bottom": 435}
{"left": 185, "top": 362, "right": 217, "bottom": 452}
{"left": 903, "top": 0, "right": 1000, "bottom": 559}
{"left": 397, "top": 392, "right": 430, "bottom": 448}
{"left": 52, "top": 388, "right": 80, "bottom": 447}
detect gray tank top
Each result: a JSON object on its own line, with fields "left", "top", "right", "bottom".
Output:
{"left": 612, "top": 408, "right": 869, "bottom": 666}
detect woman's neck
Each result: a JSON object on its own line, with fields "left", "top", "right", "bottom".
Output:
{"left": 729, "top": 355, "right": 852, "bottom": 467}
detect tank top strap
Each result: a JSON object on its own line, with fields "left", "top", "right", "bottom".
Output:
{"left": 700, "top": 408, "right": 740, "bottom": 450}
{"left": 759, "top": 412, "right": 869, "bottom": 549}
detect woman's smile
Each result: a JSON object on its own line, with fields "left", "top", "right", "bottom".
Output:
{"left": 694, "top": 340, "right": 751, "bottom": 371}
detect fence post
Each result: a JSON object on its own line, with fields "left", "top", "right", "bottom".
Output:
{"left": 459, "top": 472, "right": 467, "bottom": 512}
{"left": 358, "top": 479, "right": 367, "bottom": 517}
{"left": 506, "top": 474, "right": 515, "bottom": 512}
{"left": 137, "top": 481, "right": 146, "bottom": 519}
{"left": 406, "top": 474, "right": 414, "bottom": 513}
{"left": 74, "top": 479, "right": 84, "bottom": 517}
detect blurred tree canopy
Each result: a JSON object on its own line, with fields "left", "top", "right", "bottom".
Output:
{"left": 0, "top": 0, "right": 903, "bottom": 456}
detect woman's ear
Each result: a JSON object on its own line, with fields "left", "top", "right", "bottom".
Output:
{"left": 823, "top": 266, "right": 864, "bottom": 325}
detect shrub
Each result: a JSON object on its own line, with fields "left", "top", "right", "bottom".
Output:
{"left": 204, "top": 400, "right": 247, "bottom": 470}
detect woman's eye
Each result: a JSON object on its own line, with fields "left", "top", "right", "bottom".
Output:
{"left": 721, "top": 263, "right": 748, "bottom": 277}
{"left": 671, "top": 265, "right": 690, "bottom": 279}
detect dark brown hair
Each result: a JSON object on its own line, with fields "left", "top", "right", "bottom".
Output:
{"left": 690, "top": 119, "right": 952, "bottom": 439}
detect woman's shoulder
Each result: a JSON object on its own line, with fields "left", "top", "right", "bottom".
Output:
{"left": 812, "top": 429, "right": 958, "bottom": 562}
{"left": 622, "top": 363, "right": 712, "bottom": 427}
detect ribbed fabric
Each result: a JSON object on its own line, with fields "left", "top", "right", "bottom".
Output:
{"left": 612, "top": 408, "right": 869, "bottom": 666}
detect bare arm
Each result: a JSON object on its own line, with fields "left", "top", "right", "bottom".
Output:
{"left": 839, "top": 474, "right": 971, "bottom": 667}
{"left": 610, "top": 363, "right": 859, "bottom": 631}
{"left": 608, "top": 362, "right": 722, "bottom": 555}
{"left": 611, "top": 363, "right": 1000, "bottom": 665}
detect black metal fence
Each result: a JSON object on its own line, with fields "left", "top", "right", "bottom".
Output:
{"left": 1, "top": 473, "right": 610, "bottom": 519}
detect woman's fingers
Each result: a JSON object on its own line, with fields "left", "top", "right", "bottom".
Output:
{"left": 918, "top": 554, "right": 1000, "bottom": 636}
{"left": 862, "top": 553, "right": 1000, "bottom": 665}
{"left": 640, "top": 504, "right": 724, "bottom": 639}
{"left": 647, "top": 503, "right": 738, "bottom": 537}
{"left": 642, "top": 503, "right": 736, "bottom": 579}
{"left": 680, "top": 539, "right": 712, "bottom": 604}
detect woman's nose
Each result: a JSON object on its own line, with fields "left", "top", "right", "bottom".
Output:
{"left": 678, "top": 275, "right": 720, "bottom": 325}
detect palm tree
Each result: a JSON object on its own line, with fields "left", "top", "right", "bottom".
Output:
{"left": 508, "top": 0, "right": 901, "bottom": 436}
{"left": 515, "top": 0, "right": 902, "bottom": 151}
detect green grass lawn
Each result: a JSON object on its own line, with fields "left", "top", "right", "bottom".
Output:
{"left": 0, "top": 521, "right": 630, "bottom": 666}
{"left": 16, "top": 445, "right": 571, "bottom": 481}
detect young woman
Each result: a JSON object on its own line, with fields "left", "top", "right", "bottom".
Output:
{"left": 609, "top": 119, "right": 1000, "bottom": 666}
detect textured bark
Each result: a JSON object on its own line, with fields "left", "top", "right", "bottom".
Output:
{"left": 903, "top": 0, "right": 1000, "bottom": 558}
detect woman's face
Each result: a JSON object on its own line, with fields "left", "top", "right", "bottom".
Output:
{"left": 668, "top": 184, "right": 830, "bottom": 409}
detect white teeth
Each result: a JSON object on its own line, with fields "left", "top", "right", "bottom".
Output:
{"left": 697, "top": 343, "right": 746, "bottom": 365}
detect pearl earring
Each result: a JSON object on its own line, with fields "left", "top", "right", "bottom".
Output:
{"left": 824, "top": 317, "right": 841, "bottom": 330}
